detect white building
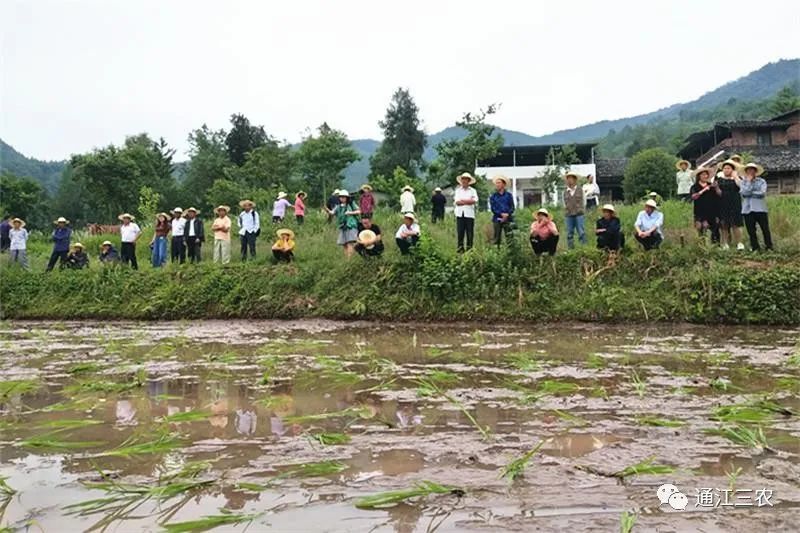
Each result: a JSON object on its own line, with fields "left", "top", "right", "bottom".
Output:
{"left": 474, "top": 144, "right": 598, "bottom": 208}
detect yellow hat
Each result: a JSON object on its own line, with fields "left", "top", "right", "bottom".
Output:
{"left": 676, "top": 159, "right": 691, "bottom": 170}
{"left": 276, "top": 228, "right": 294, "bottom": 239}
{"left": 357, "top": 229, "right": 377, "bottom": 248}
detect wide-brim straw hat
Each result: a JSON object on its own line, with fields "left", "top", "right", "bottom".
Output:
{"left": 563, "top": 172, "right": 580, "bottom": 181}
{"left": 457, "top": 172, "right": 476, "bottom": 185}
{"left": 53, "top": 216, "right": 69, "bottom": 224}
{"left": 11, "top": 218, "right": 25, "bottom": 227}
{"left": 338, "top": 189, "right": 351, "bottom": 197}
{"left": 71, "top": 242, "right": 85, "bottom": 249}
{"left": 434, "top": 187, "right": 442, "bottom": 192}
{"left": 185, "top": 207, "right": 199, "bottom": 215}
{"left": 360, "top": 184, "right": 373, "bottom": 191}
{"left": 718, "top": 159, "right": 743, "bottom": 170}
{"left": 493, "top": 175, "right": 510, "bottom": 186}
{"left": 648, "top": 192, "right": 659, "bottom": 197}
{"left": 743, "top": 162, "right": 764, "bottom": 176}
{"left": 645, "top": 199, "right": 658, "bottom": 208}
{"left": 171, "top": 207, "right": 183, "bottom": 214}
{"left": 276, "top": 228, "right": 294, "bottom": 239}
{"left": 215, "top": 205, "right": 230, "bottom": 214}
{"left": 402, "top": 186, "right": 414, "bottom": 192}
{"left": 601, "top": 204, "right": 616, "bottom": 213}
{"left": 402, "top": 212, "right": 417, "bottom": 222}
{"left": 277, "top": 192, "right": 287, "bottom": 199}
{"left": 675, "top": 159, "right": 691, "bottom": 170}
{"left": 156, "top": 212, "right": 171, "bottom": 220}
{"left": 692, "top": 167, "right": 711, "bottom": 178}
{"left": 357, "top": 229, "right": 377, "bottom": 248}
{"left": 118, "top": 213, "right": 135, "bottom": 221}
{"left": 536, "top": 208, "right": 551, "bottom": 218}
{"left": 730, "top": 154, "right": 743, "bottom": 163}
{"left": 100, "top": 240, "right": 112, "bottom": 247}
{"left": 296, "top": 191, "right": 307, "bottom": 198}
{"left": 239, "top": 200, "right": 255, "bottom": 208}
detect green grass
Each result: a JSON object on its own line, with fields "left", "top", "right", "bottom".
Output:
{"left": 161, "top": 510, "right": 263, "bottom": 533}
{"left": 20, "top": 433, "right": 106, "bottom": 450}
{"left": 283, "top": 406, "right": 373, "bottom": 424}
{"left": 34, "top": 419, "right": 104, "bottom": 430}
{"left": 158, "top": 410, "right": 212, "bottom": 424}
{"left": 67, "top": 362, "right": 102, "bottom": 374}
{"left": 237, "top": 460, "right": 348, "bottom": 491}
{"left": 500, "top": 440, "right": 547, "bottom": 482}
{"left": 97, "top": 432, "right": 183, "bottom": 457}
{"left": 704, "top": 425, "right": 770, "bottom": 450}
{"left": 353, "top": 481, "right": 463, "bottom": 509}
{"left": 613, "top": 456, "right": 675, "bottom": 479}
{"left": 0, "top": 379, "right": 39, "bottom": 399}
{"left": 635, "top": 415, "right": 685, "bottom": 427}
{"left": 414, "top": 378, "right": 492, "bottom": 440}
{"left": 620, "top": 511, "right": 637, "bottom": 533}
{"left": 309, "top": 432, "right": 351, "bottom": 445}
{"left": 0, "top": 476, "right": 16, "bottom": 497}
{"left": 629, "top": 371, "right": 647, "bottom": 398}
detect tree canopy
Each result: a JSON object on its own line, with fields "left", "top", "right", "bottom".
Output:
{"left": 296, "top": 123, "right": 360, "bottom": 204}
{"left": 623, "top": 148, "right": 676, "bottom": 201}
{"left": 369, "top": 88, "right": 427, "bottom": 178}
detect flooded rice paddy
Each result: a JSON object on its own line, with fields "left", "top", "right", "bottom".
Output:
{"left": 0, "top": 320, "right": 799, "bottom": 532}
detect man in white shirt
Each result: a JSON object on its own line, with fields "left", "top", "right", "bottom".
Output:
{"left": 453, "top": 172, "right": 479, "bottom": 253}
{"left": 118, "top": 213, "right": 141, "bottom": 270}
{"left": 582, "top": 174, "right": 600, "bottom": 210}
{"left": 238, "top": 199, "right": 260, "bottom": 261}
{"left": 634, "top": 199, "right": 664, "bottom": 251}
{"left": 399, "top": 186, "right": 416, "bottom": 213}
{"left": 395, "top": 212, "right": 420, "bottom": 255}
{"left": 170, "top": 207, "right": 186, "bottom": 263}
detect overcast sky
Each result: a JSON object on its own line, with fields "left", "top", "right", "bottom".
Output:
{"left": 2, "top": 0, "right": 798, "bottom": 161}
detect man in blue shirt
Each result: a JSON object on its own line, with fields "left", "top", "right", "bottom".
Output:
{"left": 634, "top": 200, "right": 663, "bottom": 251}
{"left": 46, "top": 216, "right": 73, "bottom": 271}
{"left": 489, "top": 176, "right": 515, "bottom": 246}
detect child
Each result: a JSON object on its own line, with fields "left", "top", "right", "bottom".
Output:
{"left": 271, "top": 228, "right": 295, "bottom": 263}
{"left": 9, "top": 218, "right": 29, "bottom": 269}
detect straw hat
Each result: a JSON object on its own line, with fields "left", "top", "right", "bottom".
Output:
{"left": 647, "top": 192, "right": 659, "bottom": 198}
{"left": 215, "top": 205, "right": 230, "bottom": 214}
{"left": 360, "top": 184, "right": 373, "bottom": 191}
{"left": 338, "top": 189, "right": 351, "bottom": 197}
{"left": 564, "top": 172, "right": 580, "bottom": 181}
{"left": 601, "top": 204, "right": 616, "bottom": 213}
{"left": 492, "top": 175, "right": 510, "bottom": 187}
{"left": 277, "top": 192, "right": 287, "bottom": 199}
{"left": 276, "top": 228, "right": 294, "bottom": 239}
{"left": 53, "top": 216, "right": 69, "bottom": 224}
{"left": 730, "top": 154, "right": 743, "bottom": 163}
{"left": 718, "top": 158, "right": 743, "bottom": 170}
{"left": 402, "top": 185, "right": 414, "bottom": 192}
{"left": 331, "top": 189, "right": 341, "bottom": 197}
{"left": 675, "top": 159, "right": 691, "bottom": 170}
{"left": 11, "top": 218, "right": 25, "bottom": 227}
{"left": 239, "top": 199, "right": 255, "bottom": 208}
{"left": 743, "top": 162, "right": 764, "bottom": 176}
{"left": 118, "top": 213, "right": 135, "bottom": 221}
{"left": 434, "top": 187, "right": 442, "bottom": 192}
{"left": 171, "top": 207, "right": 183, "bottom": 214}
{"left": 71, "top": 242, "right": 85, "bottom": 250}
{"left": 156, "top": 212, "right": 171, "bottom": 220}
{"left": 101, "top": 240, "right": 113, "bottom": 247}
{"left": 692, "top": 167, "right": 711, "bottom": 178}
{"left": 457, "top": 172, "right": 476, "bottom": 185}
{"left": 357, "top": 229, "right": 377, "bottom": 249}
{"left": 185, "top": 207, "right": 199, "bottom": 215}
{"left": 296, "top": 191, "right": 307, "bottom": 198}
{"left": 402, "top": 212, "right": 417, "bottom": 222}
{"left": 645, "top": 199, "right": 658, "bottom": 208}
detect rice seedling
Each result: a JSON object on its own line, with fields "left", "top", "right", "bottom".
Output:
{"left": 0, "top": 476, "right": 16, "bottom": 497}
{"left": 254, "top": 395, "right": 293, "bottom": 410}
{"left": 726, "top": 466, "right": 743, "bottom": 491}
{"left": 425, "top": 347, "right": 452, "bottom": 358}
{"left": 416, "top": 370, "right": 460, "bottom": 397}
{"left": 629, "top": 371, "right": 647, "bottom": 398}
{"left": 710, "top": 377, "right": 742, "bottom": 392}
{"left": 354, "top": 481, "right": 464, "bottom": 509}
{"left": 586, "top": 353, "right": 607, "bottom": 369}
{"left": 206, "top": 351, "right": 240, "bottom": 364}
{"left": 706, "top": 352, "right": 734, "bottom": 366}
{"left": 703, "top": 425, "right": 771, "bottom": 451}
{"left": 34, "top": 419, "right": 104, "bottom": 430}
{"left": 613, "top": 456, "right": 675, "bottom": 479}
{"left": 38, "top": 397, "right": 94, "bottom": 412}
{"left": 161, "top": 510, "right": 264, "bottom": 533}
{"left": 284, "top": 406, "right": 373, "bottom": 424}
{"left": 589, "top": 386, "right": 609, "bottom": 400}
{"left": 500, "top": 439, "right": 546, "bottom": 482}
{"left": 66, "top": 369, "right": 146, "bottom": 395}
{"left": 309, "top": 432, "right": 351, "bottom": 445}
{"left": 508, "top": 352, "right": 541, "bottom": 372}
{"left": 20, "top": 433, "right": 106, "bottom": 450}
{"left": 236, "top": 460, "right": 348, "bottom": 490}
{"left": 158, "top": 410, "right": 212, "bottom": 424}
{"left": 634, "top": 416, "right": 685, "bottom": 428}
{"left": 0, "top": 379, "right": 39, "bottom": 399}
{"left": 788, "top": 347, "right": 800, "bottom": 367}
{"left": 67, "top": 362, "right": 101, "bottom": 374}
{"left": 413, "top": 378, "right": 491, "bottom": 440}
{"left": 619, "top": 511, "right": 637, "bottom": 533}
{"left": 776, "top": 377, "right": 800, "bottom": 393}
{"left": 97, "top": 431, "right": 183, "bottom": 458}
{"left": 523, "top": 379, "right": 581, "bottom": 403}
{"left": 552, "top": 410, "right": 588, "bottom": 427}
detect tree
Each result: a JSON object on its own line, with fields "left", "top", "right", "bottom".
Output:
{"left": 225, "top": 114, "right": 268, "bottom": 166}
{"left": 296, "top": 123, "right": 360, "bottom": 204}
{"left": 205, "top": 178, "right": 245, "bottom": 210}
{"left": 137, "top": 186, "right": 162, "bottom": 226}
{"left": 369, "top": 88, "right": 426, "bottom": 178}
{"left": 370, "top": 167, "right": 428, "bottom": 210}
{"left": 770, "top": 85, "right": 800, "bottom": 115}
{"left": 623, "top": 148, "right": 676, "bottom": 201}
{"left": 0, "top": 171, "right": 48, "bottom": 228}
{"left": 539, "top": 145, "right": 581, "bottom": 206}
{"left": 182, "top": 125, "right": 232, "bottom": 207}
{"left": 232, "top": 141, "right": 296, "bottom": 192}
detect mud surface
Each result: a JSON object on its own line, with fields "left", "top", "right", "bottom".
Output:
{"left": 1, "top": 320, "right": 799, "bottom": 532}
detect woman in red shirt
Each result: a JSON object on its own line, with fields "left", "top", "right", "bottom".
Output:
{"left": 529, "top": 208, "right": 560, "bottom": 256}
{"left": 294, "top": 192, "right": 307, "bottom": 225}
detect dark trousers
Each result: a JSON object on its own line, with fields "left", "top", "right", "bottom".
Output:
{"left": 635, "top": 233, "right": 662, "bottom": 251}
{"left": 46, "top": 250, "right": 68, "bottom": 271}
{"left": 186, "top": 237, "right": 202, "bottom": 263}
{"left": 121, "top": 242, "right": 138, "bottom": 269}
{"left": 296, "top": 215, "right": 304, "bottom": 225}
{"left": 0, "top": 237, "right": 9, "bottom": 252}
{"left": 272, "top": 250, "right": 293, "bottom": 263}
{"left": 171, "top": 237, "right": 186, "bottom": 263}
{"left": 396, "top": 236, "right": 419, "bottom": 255}
{"left": 744, "top": 212, "right": 773, "bottom": 250}
{"left": 240, "top": 232, "right": 257, "bottom": 260}
{"left": 597, "top": 232, "right": 623, "bottom": 251}
{"left": 492, "top": 220, "right": 513, "bottom": 245}
{"left": 432, "top": 209, "right": 444, "bottom": 223}
{"left": 355, "top": 242, "right": 384, "bottom": 258}
{"left": 530, "top": 234, "right": 559, "bottom": 256}
{"left": 456, "top": 216, "right": 474, "bottom": 252}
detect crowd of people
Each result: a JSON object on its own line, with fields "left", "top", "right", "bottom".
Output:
{"left": 0, "top": 155, "right": 775, "bottom": 272}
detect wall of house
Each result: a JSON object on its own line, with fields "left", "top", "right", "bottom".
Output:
{"left": 787, "top": 123, "right": 800, "bottom": 143}
{"left": 730, "top": 127, "right": 789, "bottom": 146}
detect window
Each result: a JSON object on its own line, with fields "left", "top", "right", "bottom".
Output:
{"left": 757, "top": 131, "right": 772, "bottom": 146}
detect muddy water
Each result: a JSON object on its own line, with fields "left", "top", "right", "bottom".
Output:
{"left": 0, "top": 320, "right": 798, "bottom": 532}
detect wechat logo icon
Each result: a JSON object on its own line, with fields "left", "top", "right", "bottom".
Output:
{"left": 657, "top": 483, "right": 688, "bottom": 510}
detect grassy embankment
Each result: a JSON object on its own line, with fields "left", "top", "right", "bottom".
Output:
{"left": 1, "top": 198, "right": 799, "bottom": 324}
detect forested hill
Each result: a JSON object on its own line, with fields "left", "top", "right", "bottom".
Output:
{"left": 0, "top": 139, "right": 65, "bottom": 193}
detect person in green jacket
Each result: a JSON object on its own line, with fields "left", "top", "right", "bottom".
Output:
{"left": 324, "top": 190, "right": 361, "bottom": 258}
